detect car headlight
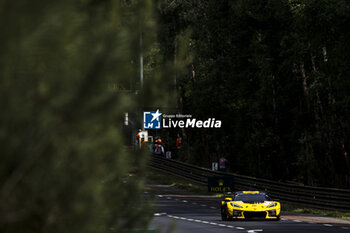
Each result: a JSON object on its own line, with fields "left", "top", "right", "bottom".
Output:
{"left": 230, "top": 203, "right": 243, "bottom": 208}
{"left": 267, "top": 203, "right": 277, "bottom": 208}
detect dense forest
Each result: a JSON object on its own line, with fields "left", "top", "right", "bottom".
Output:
{"left": 157, "top": 0, "right": 350, "bottom": 188}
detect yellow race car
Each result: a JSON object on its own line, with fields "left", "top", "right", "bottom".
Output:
{"left": 221, "top": 191, "right": 281, "bottom": 220}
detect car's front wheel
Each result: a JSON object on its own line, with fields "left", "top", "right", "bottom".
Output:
{"left": 221, "top": 205, "right": 230, "bottom": 221}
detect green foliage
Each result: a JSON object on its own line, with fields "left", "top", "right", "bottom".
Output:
{"left": 0, "top": 1, "right": 159, "bottom": 232}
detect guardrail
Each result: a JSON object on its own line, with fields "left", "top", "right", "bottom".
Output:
{"left": 149, "top": 155, "right": 350, "bottom": 211}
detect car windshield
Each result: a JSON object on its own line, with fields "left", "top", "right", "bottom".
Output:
{"left": 234, "top": 194, "right": 271, "bottom": 204}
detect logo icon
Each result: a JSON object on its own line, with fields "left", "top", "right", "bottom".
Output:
{"left": 143, "top": 109, "right": 162, "bottom": 129}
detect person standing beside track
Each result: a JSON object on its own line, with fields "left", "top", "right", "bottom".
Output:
{"left": 219, "top": 156, "right": 228, "bottom": 172}
{"left": 176, "top": 134, "right": 182, "bottom": 148}
{"left": 153, "top": 138, "right": 165, "bottom": 156}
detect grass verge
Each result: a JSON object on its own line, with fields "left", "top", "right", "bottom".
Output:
{"left": 147, "top": 169, "right": 209, "bottom": 194}
{"left": 282, "top": 203, "right": 350, "bottom": 220}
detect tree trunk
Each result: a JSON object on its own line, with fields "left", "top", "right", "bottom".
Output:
{"left": 300, "top": 62, "right": 310, "bottom": 112}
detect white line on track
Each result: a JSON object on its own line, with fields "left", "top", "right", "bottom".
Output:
{"left": 210, "top": 206, "right": 217, "bottom": 209}
{"left": 158, "top": 195, "right": 163, "bottom": 198}
{"left": 201, "top": 204, "right": 207, "bottom": 207}
{"left": 154, "top": 212, "right": 167, "bottom": 216}
{"left": 341, "top": 227, "right": 350, "bottom": 230}
{"left": 166, "top": 214, "right": 257, "bottom": 232}
{"left": 293, "top": 220, "right": 302, "bottom": 223}
{"left": 323, "top": 224, "right": 333, "bottom": 227}
{"left": 182, "top": 200, "right": 188, "bottom": 203}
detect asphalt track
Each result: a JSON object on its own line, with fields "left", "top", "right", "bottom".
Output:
{"left": 147, "top": 183, "right": 350, "bottom": 233}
